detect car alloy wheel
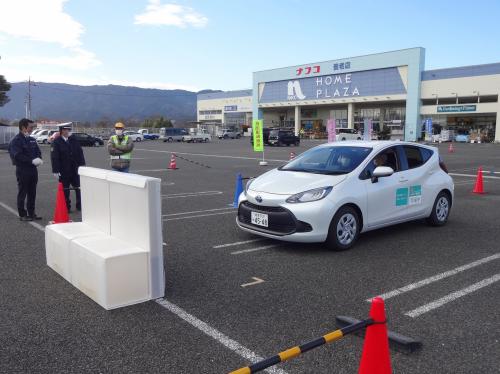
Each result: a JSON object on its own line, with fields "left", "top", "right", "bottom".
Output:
{"left": 427, "top": 191, "right": 451, "bottom": 226}
{"left": 436, "top": 196, "right": 449, "bottom": 222}
{"left": 327, "top": 206, "right": 360, "bottom": 251}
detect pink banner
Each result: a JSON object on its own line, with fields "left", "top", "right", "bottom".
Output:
{"left": 327, "top": 118, "right": 336, "bottom": 143}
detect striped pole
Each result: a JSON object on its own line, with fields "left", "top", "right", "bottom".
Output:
{"left": 229, "top": 319, "right": 374, "bottom": 374}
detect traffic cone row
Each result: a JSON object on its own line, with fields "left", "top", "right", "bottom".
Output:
{"left": 168, "top": 153, "right": 178, "bottom": 170}
{"left": 52, "top": 182, "right": 70, "bottom": 224}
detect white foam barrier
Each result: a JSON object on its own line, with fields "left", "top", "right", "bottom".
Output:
{"left": 45, "top": 167, "right": 165, "bottom": 310}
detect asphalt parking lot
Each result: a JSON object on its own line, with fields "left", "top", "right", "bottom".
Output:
{"left": 1, "top": 138, "right": 499, "bottom": 373}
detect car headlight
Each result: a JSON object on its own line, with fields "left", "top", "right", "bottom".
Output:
{"left": 286, "top": 186, "right": 333, "bottom": 203}
{"left": 244, "top": 178, "right": 254, "bottom": 196}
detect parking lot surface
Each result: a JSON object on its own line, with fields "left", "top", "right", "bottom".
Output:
{"left": 1, "top": 139, "right": 499, "bottom": 373}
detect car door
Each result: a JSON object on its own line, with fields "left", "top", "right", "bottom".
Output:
{"left": 361, "top": 146, "right": 410, "bottom": 228}
{"left": 399, "top": 145, "right": 433, "bottom": 218}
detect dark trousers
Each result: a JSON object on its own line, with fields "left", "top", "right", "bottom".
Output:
{"left": 16, "top": 169, "right": 38, "bottom": 217}
{"left": 61, "top": 173, "right": 81, "bottom": 210}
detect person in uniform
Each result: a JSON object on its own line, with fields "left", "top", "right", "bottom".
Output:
{"left": 50, "top": 124, "right": 86, "bottom": 212}
{"left": 107, "top": 122, "right": 134, "bottom": 172}
{"left": 8, "top": 118, "right": 43, "bottom": 221}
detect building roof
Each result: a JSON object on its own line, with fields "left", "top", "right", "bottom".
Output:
{"left": 422, "top": 62, "right": 500, "bottom": 81}
{"left": 198, "top": 89, "right": 252, "bottom": 101}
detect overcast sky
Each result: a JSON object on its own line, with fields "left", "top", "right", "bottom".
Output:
{"left": 1, "top": 0, "right": 500, "bottom": 92}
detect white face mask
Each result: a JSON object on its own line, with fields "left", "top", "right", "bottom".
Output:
{"left": 115, "top": 129, "right": 123, "bottom": 136}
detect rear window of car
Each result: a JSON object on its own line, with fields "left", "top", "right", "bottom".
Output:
{"left": 420, "top": 148, "right": 433, "bottom": 163}
{"left": 404, "top": 146, "right": 425, "bottom": 169}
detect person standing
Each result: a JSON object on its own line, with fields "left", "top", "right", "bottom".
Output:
{"left": 8, "top": 118, "right": 43, "bottom": 221}
{"left": 51, "top": 124, "right": 86, "bottom": 212}
{"left": 108, "top": 122, "right": 134, "bottom": 172}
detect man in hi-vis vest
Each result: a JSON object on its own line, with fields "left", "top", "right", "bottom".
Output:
{"left": 107, "top": 122, "right": 134, "bottom": 172}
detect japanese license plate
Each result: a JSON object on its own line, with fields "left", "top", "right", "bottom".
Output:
{"left": 251, "top": 211, "right": 268, "bottom": 227}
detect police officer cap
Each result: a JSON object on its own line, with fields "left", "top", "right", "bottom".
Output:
{"left": 59, "top": 124, "right": 72, "bottom": 131}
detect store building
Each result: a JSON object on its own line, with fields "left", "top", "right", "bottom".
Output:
{"left": 196, "top": 90, "right": 253, "bottom": 134}
{"left": 198, "top": 48, "right": 500, "bottom": 142}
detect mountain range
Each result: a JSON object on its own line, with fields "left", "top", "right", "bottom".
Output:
{"left": 0, "top": 82, "right": 219, "bottom": 124}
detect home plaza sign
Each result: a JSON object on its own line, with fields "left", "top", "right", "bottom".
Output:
{"left": 259, "top": 67, "right": 407, "bottom": 103}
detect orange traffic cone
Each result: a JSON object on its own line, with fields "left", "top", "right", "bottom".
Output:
{"left": 168, "top": 153, "right": 178, "bottom": 170}
{"left": 52, "top": 182, "right": 70, "bottom": 224}
{"left": 448, "top": 143, "right": 454, "bottom": 153}
{"left": 358, "top": 297, "right": 392, "bottom": 374}
{"left": 289, "top": 152, "right": 295, "bottom": 160}
{"left": 472, "top": 167, "right": 484, "bottom": 194}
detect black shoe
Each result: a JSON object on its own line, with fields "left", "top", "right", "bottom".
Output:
{"left": 28, "top": 215, "right": 43, "bottom": 221}
{"left": 20, "top": 216, "right": 33, "bottom": 222}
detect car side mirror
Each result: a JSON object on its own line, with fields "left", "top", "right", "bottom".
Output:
{"left": 371, "top": 166, "right": 394, "bottom": 183}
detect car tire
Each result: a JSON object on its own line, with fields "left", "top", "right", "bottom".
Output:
{"left": 357, "top": 137, "right": 362, "bottom": 140}
{"left": 295, "top": 141, "right": 300, "bottom": 146}
{"left": 427, "top": 191, "right": 451, "bottom": 226}
{"left": 136, "top": 138, "right": 142, "bottom": 142}
{"left": 43, "top": 139, "right": 47, "bottom": 144}
{"left": 326, "top": 206, "right": 360, "bottom": 251}
{"left": 341, "top": 137, "right": 346, "bottom": 141}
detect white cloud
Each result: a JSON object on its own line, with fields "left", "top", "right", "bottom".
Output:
{"left": 0, "top": 0, "right": 84, "bottom": 48}
{"left": 134, "top": 0, "right": 208, "bottom": 28}
{"left": 5, "top": 48, "right": 101, "bottom": 70}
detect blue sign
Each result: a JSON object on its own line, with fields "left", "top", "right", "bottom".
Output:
{"left": 437, "top": 105, "right": 476, "bottom": 113}
{"left": 259, "top": 67, "right": 406, "bottom": 103}
{"left": 224, "top": 105, "right": 238, "bottom": 112}
{"left": 425, "top": 118, "right": 433, "bottom": 135}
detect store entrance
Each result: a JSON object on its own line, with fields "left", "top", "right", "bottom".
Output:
{"left": 447, "top": 116, "right": 496, "bottom": 142}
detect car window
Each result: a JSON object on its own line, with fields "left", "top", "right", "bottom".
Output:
{"left": 281, "top": 146, "right": 372, "bottom": 175}
{"left": 420, "top": 147, "right": 433, "bottom": 163}
{"left": 403, "top": 146, "right": 425, "bottom": 169}
{"left": 361, "top": 146, "right": 400, "bottom": 179}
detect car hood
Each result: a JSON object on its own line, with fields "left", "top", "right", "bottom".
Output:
{"left": 249, "top": 168, "right": 348, "bottom": 195}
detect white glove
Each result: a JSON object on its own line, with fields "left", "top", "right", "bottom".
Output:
{"left": 32, "top": 157, "right": 43, "bottom": 166}
{"left": 53, "top": 173, "right": 61, "bottom": 179}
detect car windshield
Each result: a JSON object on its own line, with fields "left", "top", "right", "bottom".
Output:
{"left": 270, "top": 130, "right": 279, "bottom": 136}
{"left": 280, "top": 146, "right": 372, "bottom": 175}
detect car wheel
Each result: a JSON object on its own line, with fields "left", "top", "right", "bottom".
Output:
{"left": 326, "top": 206, "right": 360, "bottom": 251}
{"left": 43, "top": 139, "right": 47, "bottom": 144}
{"left": 341, "top": 137, "right": 346, "bottom": 141}
{"left": 94, "top": 141, "right": 100, "bottom": 147}
{"left": 166, "top": 137, "right": 173, "bottom": 142}
{"left": 427, "top": 191, "right": 451, "bottom": 226}
{"left": 295, "top": 141, "right": 300, "bottom": 146}
{"left": 357, "top": 137, "right": 362, "bottom": 140}
{"left": 136, "top": 138, "right": 142, "bottom": 142}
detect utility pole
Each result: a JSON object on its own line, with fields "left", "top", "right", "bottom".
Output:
{"left": 25, "top": 76, "right": 36, "bottom": 119}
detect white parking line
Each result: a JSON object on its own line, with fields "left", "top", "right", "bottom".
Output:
{"left": 162, "top": 191, "right": 223, "bottom": 199}
{"left": 366, "top": 253, "right": 500, "bottom": 302}
{"left": 213, "top": 239, "right": 266, "bottom": 249}
{"left": 231, "top": 245, "right": 281, "bottom": 255}
{"left": 404, "top": 273, "right": 500, "bottom": 318}
{"left": 0, "top": 201, "right": 45, "bottom": 232}
{"left": 155, "top": 299, "right": 288, "bottom": 374}
{"left": 136, "top": 148, "right": 288, "bottom": 163}
{"left": 241, "top": 277, "right": 265, "bottom": 288}
{"left": 164, "top": 207, "right": 235, "bottom": 217}
{"left": 163, "top": 211, "right": 235, "bottom": 221}
{"left": 449, "top": 172, "right": 500, "bottom": 180}
{"left": 0, "top": 200, "right": 284, "bottom": 372}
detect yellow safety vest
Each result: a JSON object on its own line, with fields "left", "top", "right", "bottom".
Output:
{"left": 110, "top": 135, "right": 131, "bottom": 160}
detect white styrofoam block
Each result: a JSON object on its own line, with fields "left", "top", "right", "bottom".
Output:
{"left": 45, "top": 222, "right": 105, "bottom": 282}
{"left": 79, "top": 167, "right": 111, "bottom": 234}
{"left": 107, "top": 174, "right": 164, "bottom": 299}
{"left": 70, "top": 235, "right": 150, "bottom": 310}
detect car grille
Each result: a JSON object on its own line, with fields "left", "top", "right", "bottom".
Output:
{"left": 238, "top": 201, "right": 312, "bottom": 235}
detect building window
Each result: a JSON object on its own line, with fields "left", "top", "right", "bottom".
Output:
{"left": 199, "top": 110, "right": 222, "bottom": 115}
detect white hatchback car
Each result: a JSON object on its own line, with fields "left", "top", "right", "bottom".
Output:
{"left": 237, "top": 141, "right": 454, "bottom": 250}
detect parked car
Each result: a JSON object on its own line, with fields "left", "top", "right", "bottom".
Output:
{"left": 160, "top": 127, "right": 189, "bottom": 142}
{"left": 72, "top": 132, "right": 104, "bottom": 147}
{"left": 143, "top": 133, "right": 159, "bottom": 140}
{"left": 123, "top": 131, "right": 144, "bottom": 142}
{"left": 268, "top": 129, "right": 300, "bottom": 146}
{"left": 237, "top": 141, "right": 454, "bottom": 251}
{"left": 455, "top": 134, "right": 470, "bottom": 143}
{"left": 184, "top": 132, "right": 211, "bottom": 143}
{"left": 250, "top": 127, "right": 272, "bottom": 146}
{"left": 218, "top": 129, "right": 241, "bottom": 139}
{"left": 336, "top": 128, "right": 362, "bottom": 141}
{"left": 36, "top": 130, "right": 58, "bottom": 144}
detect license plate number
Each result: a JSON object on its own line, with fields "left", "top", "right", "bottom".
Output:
{"left": 251, "top": 211, "right": 268, "bottom": 227}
